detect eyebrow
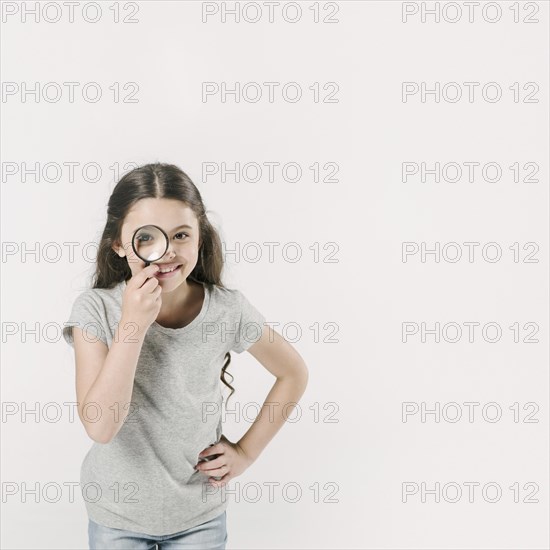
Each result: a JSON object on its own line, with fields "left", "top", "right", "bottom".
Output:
{"left": 172, "top": 224, "right": 193, "bottom": 231}
{"left": 133, "top": 224, "right": 194, "bottom": 233}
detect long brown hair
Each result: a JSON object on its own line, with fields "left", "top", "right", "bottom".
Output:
{"left": 91, "top": 162, "right": 235, "bottom": 402}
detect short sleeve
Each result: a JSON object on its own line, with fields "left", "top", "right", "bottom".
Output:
{"left": 232, "top": 290, "right": 266, "bottom": 354}
{"left": 62, "top": 291, "right": 109, "bottom": 348}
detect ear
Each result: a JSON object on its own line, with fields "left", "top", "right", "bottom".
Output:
{"left": 112, "top": 240, "right": 126, "bottom": 258}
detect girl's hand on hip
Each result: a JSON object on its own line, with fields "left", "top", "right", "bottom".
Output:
{"left": 194, "top": 434, "right": 254, "bottom": 488}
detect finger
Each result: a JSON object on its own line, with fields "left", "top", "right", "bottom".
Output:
{"left": 141, "top": 276, "right": 160, "bottom": 293}
{"left": 198, "top": 453, "right": 223, "bottom": 466}
{"left": 130, "top": 264, "right": 160, "bottom": 289}
{"left": 202, "top": 463, "right": 227, "bottom": 476}
{"left": 198, "top": 444, "right": 224, "bottom": 460}
{"left": 199, "top": 456, "right": 224, "bottom": 467}
{"left": 197, "top": 457, "right": 225, "bottom": 471}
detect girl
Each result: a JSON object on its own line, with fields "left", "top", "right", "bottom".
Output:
{"left": 63, "top": 163, "right": 309, "bottom": 549}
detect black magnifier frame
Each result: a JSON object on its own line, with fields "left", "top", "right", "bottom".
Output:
{"left": 131, "top": 224, "right": 170, "bottom": 267}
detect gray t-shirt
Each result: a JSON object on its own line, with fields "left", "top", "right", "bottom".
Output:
{"left": 62, "top": 279, "right": 266, "bottom": 536}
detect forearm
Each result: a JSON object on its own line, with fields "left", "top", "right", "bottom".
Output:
{"left": 236, "top": 366, "right": 308, "bottom": 463}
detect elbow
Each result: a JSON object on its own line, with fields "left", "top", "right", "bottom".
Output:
{"left": 301, "top": 364, "right": 309, "bottom": 391}
{"left": 85, "top": 424, "right": 116, "bottom": 445}
{"left": 281, "top": 359, "right": 309, "bottom": 389}
{"left": 91, "top": 433, "right": 113, "bottom": 445}
{"left": 298, "top": 360, "right": 309, "bottom": 386}
{"left": 79, "top": 404, "right": 117, "bottom": 444}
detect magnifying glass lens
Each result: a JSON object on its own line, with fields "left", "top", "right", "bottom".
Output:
{"left": 133, "top": 225, "right": 167, "bottom": 263}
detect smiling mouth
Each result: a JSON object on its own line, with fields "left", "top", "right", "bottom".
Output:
{"left": 156, "top": 264, "right": 183, "bottom": 274}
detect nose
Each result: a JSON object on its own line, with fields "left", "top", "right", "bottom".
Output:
{"left": 163, "top": 242, "right": 177, "bottom": 260}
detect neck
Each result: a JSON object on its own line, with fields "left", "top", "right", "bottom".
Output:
{"left": 159, "top": 279, "right": 196, "bottom": 314}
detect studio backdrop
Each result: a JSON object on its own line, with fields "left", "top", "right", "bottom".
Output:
{"left": 1, "top": 1, "right": 549, "bottom": 549}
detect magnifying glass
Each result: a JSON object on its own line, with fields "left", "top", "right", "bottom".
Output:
{"left": 131, "top": 224, "right": 170, "bottom": 267}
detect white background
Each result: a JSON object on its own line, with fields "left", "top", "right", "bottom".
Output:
{"left": 1, "top": 1, "right": 549, "bottom": 549}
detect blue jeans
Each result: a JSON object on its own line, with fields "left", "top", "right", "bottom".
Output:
{"left": 88, "top": 511, "right": 227, "bottom": 549}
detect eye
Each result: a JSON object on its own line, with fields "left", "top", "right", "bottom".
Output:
{"left": 136, "top": 233, "right": 153, "bottom": 242}
{"left": 174, "top": 232, "right": 189, "bottom": 240}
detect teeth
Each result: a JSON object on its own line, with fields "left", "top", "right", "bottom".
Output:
{"left": 159, "top": 265, "right": 179, "bottom": 273}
